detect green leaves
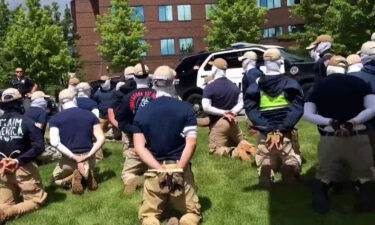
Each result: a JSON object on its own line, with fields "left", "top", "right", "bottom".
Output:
{"left": 204, "top": 0, "right": 266, "bottom": 51}
{"left": 96, "top": 0, "right": 148, "bottom": 72}
{"left": 292, "top": 0, "right": 375, "bottom": 55}
{"left": 0, "top": 0, "right": 80, "bottom": 92}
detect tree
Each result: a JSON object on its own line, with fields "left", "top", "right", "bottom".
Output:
{"left": 292, "top": 0, "right": 375, "bottom": 54}
{"left": 0, "top": 0, "right": 77, "bottom": 92}
{"left": 204, "top": 0, "right": 267, "bottom": 51}
{"left": 96, "top": 0, "right": 148, "bottom": 72}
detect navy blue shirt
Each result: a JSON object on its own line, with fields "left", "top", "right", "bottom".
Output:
{"left": 308, "top": 74, "right": 371, "bottom": 123}
{"left": 202, "top": 77, "right": 240, "bottom": 125}
{"left": 77, "top": 97, "right": 98, "bottom": 112}
{"left": 24, "top": 107, "right": 48, "bottom": 125}
{"left": 92, "top": 88, "right": 114, "bottom": 118}
{"left": 242, "top": 68, "right": 263, "bottom": 95}
{"left": 116, "top": 88, "right": 156, "bottom": 134}
{"left": 49, "top": 107, "right": 99, "bottom": 154}
{"left": 0, "top": 111, "right": 44, "bottom": 165}
{"left": 133, "top": 96, "right": 197, "bottom": 161}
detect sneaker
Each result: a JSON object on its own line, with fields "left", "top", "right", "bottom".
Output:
{"left": 166, "top": 217, "right": 180, "bottom": 225}
{"left": 259, "top": 166, "right": 272, "bottom": 189}
{"left": 72, "top": 170, "right": 84, "bottom": 195}
{"left": 124, "top": 176, "right": 145, "bottom": 194}
{"left": 87, "top": 171, "right": 98, "bottom": 191}
{"left": 311, "top": 181, "right": 330, "bottom": 214}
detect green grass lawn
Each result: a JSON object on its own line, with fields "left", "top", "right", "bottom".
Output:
{"left": 7, "top": 120, "right": 375, "bottom": 225}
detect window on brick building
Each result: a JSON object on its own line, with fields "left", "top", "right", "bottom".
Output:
{"left": 161, "top": 39, "right": 175, "bottom": 55}
{"left": 287, "top": 0, "right": 298, "bottom": 6}
{"left": 262, "top": 26, "right": 283, "bottom": 38}
{"left": 288, "top": 24, "right": 305, "bottom": 33}
{"left": 257, "top": 0, "right": 281, "bottom": 9}
{"left": 205, "top": 4, "right": 216, "bottom": 19}
{"left": 179, "top": 38, "right": 193, "bottom": 54}
{"left": 131, "top": 6, "right": 144, "bottom": 22}
{"left": 139, "top": 39, "right": 147, "bottom": 56}
{"left": 159, "top": 5, "right": 173, "bottom": 21}
{"left": 177, "top": 5, "right": 191, "bottom": 21}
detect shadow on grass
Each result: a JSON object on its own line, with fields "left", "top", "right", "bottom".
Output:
{"left": 96, "top": 170, "right": 116, "bottom": 183}
{"left": 199, "top": 195, "right": 212, "bottom": 213}
{"left": 44, "top": 185, "right": 67, "bottom": 206}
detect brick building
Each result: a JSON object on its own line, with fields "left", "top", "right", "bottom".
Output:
{"left": 71, "top": 0, "right": 303, "bottom": 81}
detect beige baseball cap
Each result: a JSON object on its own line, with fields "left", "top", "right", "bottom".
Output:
{"left": 76, "top": 82, "right": 91, "bottom": 91}
{"left": 208, "top": 58, "right": 228, "bottom": 70}
{"left": 328, "top": 55, "right": 348, "bottom": 67}
{"left": 134, "top": 63, "right": 149, "bottom": 76}
{"left": 238, "top": 51, "right": 257, "bottom": 61}
{"left": 1, "top": 88, "right": 22, "bottom": 102}
{"left": 346, "top": 54, "right": 361, "bottom": 65}
{"left": 152, "top": 65, "right": 175, "bottom": 80}
{"left": 124, "top": 66, "right": 135, "bottom": 75}
{"left": 99, "top": 75, "right": 109, "bottom": 81}
{"left": 68, "top": 77, "right": 80, "bottom": 85}
{"left": 306, "top": 34, "right": 333, "bottom": 50}
{"left": 263, "top": 48, "right": 281, "bottom": 61}
{"left": 31, "top": 91, "right": 50, "bottom": 101}
{"left": 58, "top": 89, "right": 75, "bottom": 102}
{"left": 361, "top": 41, "right": 375, "bottom": 55}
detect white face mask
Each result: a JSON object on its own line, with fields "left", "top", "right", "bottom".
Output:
{"left": 211, "top": 65, "right": 225, "bottom": 79}
{"left": 101, "top": 80, "right": 111, "bottom": 91}
{"left": 309, "top": 50, "right": 320, "bottom": 62}
{"left": 242, "top": 59, "right": 256, "bottom": 71}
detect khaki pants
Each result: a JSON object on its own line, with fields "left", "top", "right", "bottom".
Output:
{"left": 139, "top": 164, "right": 201, "bottom": 225}
{"left": 52, "top": 153, "right": 96, "bottom": 187}
{"left": 255, "top": 132, "right": 302, "bottom": 172}
{"left": 366, "top": 124, "right": 375, "bottom": 160}
{"left": 0, "top": 162, "right": 47, "bottom": 219}
{"left": 208, "top": 118, "right": 243, "bottom": 157}
{"left": 122, "top": 149, "right": 147, "bottom": 185}
{"left": 96, "top": 118, "right": 110, "bottom": 161}
{"left": 36, "top": 144, "right": 62, "bottom": 165}
{"left": 122, "top": 133, "right": 133, "bottom": 156}
{"left": 317, "top": 135, "right": 374, "bottom": 182}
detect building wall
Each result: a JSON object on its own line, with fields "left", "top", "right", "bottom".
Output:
{"left": 73, "top": 0, "right": 303, "bottom": 81}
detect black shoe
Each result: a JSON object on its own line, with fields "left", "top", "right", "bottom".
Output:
{"left": 311, "top": 180, "right": 330, "bottom": 214}
{"left": 355, "top": 181, "right": 375, "bottom": 212}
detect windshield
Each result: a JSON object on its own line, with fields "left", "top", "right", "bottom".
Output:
{"left": 280, "top": 49, "right": 313, "bottom": 62}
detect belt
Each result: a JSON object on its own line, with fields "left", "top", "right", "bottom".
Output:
{"left": 320, "top": 130, "right": 367, "bottom": 137}
{"left": 158, "top": 160, "right": 178, "bottom": 165}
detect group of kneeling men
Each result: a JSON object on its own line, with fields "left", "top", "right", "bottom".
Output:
{"left": 1, "top": 33, "right": 375, "bottom": 224}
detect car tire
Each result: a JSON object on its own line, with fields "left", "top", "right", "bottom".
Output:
{"left": 186, "top": 93, "right": 203, "bottom": 117}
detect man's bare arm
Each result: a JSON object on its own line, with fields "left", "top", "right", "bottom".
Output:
{"left": 133, "top": 133, "right": 163, "bottom": 170}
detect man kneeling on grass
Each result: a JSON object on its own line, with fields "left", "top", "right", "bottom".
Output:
{"left": 0, "top": 88, "right": 47, "bottom": 224}
{"left": 134, "top": 66, "right": 201, "bottom": 225}
{"left": 50, "top": 89, "right": 105, "bottom": 195}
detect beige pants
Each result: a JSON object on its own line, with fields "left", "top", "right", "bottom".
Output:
{"left": 317, "top": 135, "right": 374, "bottom": 182}
{"left": 36, "top": 144, "right": 62, "bottom": 165}
{"left": 0, "top": 162, "right": 47, "bottom": 219}
{"left": 52, "top": 153, "right": 96, "bottom": 187}
{"left": 139, "top": 164, "right": 201, "bottom": 225}
{"left": 255, "top": 132, "right": 302, "bottom": 171}
{"left": 96, "top": 118, "right": 110, "bottom": 161}
{"left": 208, "top": 118, "right": 243, "bottom": 157}
{"left": 122, "top": 149, "right": 147, "bottom": 185}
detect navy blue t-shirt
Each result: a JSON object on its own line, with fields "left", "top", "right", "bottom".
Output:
{"left": 92, "top": 88, "right": 114, "bottom": 118}
{"left": 24, "top": 107, "right": 48, "bottom": 126}
{"left": 49, "top": 107, "right": 99, "bottom": 154}
{"left": 77, "top": 97, "right": 98, "bottom": 112}
{"left": 133, "top": 96, "right": 197, "bottom": 161}
{"left": 202, "top": 77, "right": 240, "bottom": 125}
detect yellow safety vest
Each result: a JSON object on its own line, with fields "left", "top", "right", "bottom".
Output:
{"left": 259, "top": 91, "right": 289, "bottom": 111}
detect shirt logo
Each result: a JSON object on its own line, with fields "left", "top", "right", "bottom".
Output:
{"left": 0, "top": 118, "right": 24, "bottom": 142}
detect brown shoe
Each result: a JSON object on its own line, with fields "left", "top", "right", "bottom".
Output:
{"left": 166, "top": 217, "right": 180, "bottom": 225}
{"left": 124, "top": 176, "right": 144, "bottom": 194}
{"left": 281, "top": 165, "right": 299, "bottom": 185}
{"left": 0, "top": 209, "right": 7, "bottom": 224}
{"left": 72, "top": 170, "right": 84, "bottom": 195}
{"left": 259, "top": 166, "right": 273, "bottom": 189}
{"left": 236, "top": 140, "right": 256, "bottom": 161}
{"left": 87, "top": 171, "right": 98, "bottom": 191}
